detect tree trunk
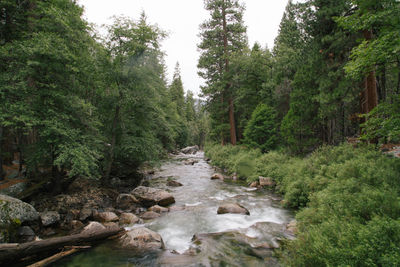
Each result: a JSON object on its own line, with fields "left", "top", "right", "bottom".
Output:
{"left": 103, "top": 104, "right": 120, "bottom": 184}
{"left": 362, "top": 30, "right": 378, "bottom": 113}
{"left": 0, "top": 126, "right": 3, "bottom": 180}
{"left": 222, "top": 1, "right": 237, "bottom": 145}
{"left": 0, "top": 227, "right": 123, "bottom": 265}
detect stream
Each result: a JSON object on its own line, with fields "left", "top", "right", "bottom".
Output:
{"left": 55, "top": 152, "right": 294, "bottom": 266}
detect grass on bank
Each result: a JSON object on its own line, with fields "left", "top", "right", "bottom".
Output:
{"left": 205, "top": 143, "right": 400, "bottom": 266}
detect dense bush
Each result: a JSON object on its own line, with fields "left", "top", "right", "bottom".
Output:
{"left": 205, "top": 143, "right": 400, "bottom": 265}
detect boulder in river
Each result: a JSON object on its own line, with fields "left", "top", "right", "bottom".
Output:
{"left": 167, "top": 180, "right": 183, "bottom": 187}
{"left": 40, "top": 211, "right": 61, "bottom": 227}
{"left": 217, "top": 203, "right": 250, "bottom": 215}
{"left": 118, "top": 227, "right": 165, "bottom": 251}
{"left": 249, "top": 181, "right": 259, "bottom": 188}
{"left": 181, "top": 145, "right": 199, "bottom": 154}
{"left": 148, "top": 205, "right": 169, "bottom": 213}
{"left": 131, "top": 186, "right": 175, "bottom": 207}
{"left": 211, "top": 173, "right": 224, "bottom": 180}
{"left": 140, "top": 211, "right": 161, "bottom": 220}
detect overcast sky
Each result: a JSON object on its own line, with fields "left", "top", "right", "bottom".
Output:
{"left": 79, "top": 0, "right": 289, "bottom": 96}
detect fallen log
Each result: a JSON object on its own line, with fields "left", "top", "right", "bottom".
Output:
{"left": 26, "top": 246, "right": 90, "bottom": 267}
{"left": 0, "top": 227, "right": 124, "bottom": 265}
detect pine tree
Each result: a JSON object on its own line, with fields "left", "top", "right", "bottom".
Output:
{"left": 198, "top": 0, "right": 247, "bottom": 145}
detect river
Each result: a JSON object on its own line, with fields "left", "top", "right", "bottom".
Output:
{"left": 55, "top": 151, "right": 293, "bottom": 266}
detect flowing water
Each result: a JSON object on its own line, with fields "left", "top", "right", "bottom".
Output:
{"left": 55, "top": 152, "right": 293, "bottom": 266}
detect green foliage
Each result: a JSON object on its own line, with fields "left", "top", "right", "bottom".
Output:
{"left": 360, "top": 97, "right": 400, "bottom": 143}
{"left": 243, "top": 104, "right": 278, "bottom": 152}
{"left": 206, "top": 143, "right": 400, "bottom": 265}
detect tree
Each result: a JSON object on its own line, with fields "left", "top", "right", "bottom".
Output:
{"left": 243, "top": 104, "right": 278, "bottom": 152}
{"left": 198, "top": 0, "right": 247, "bottom": 145}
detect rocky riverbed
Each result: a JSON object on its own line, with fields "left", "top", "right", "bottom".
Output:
{"left": 1, "top": 148, "right": 295, "bottom": 266}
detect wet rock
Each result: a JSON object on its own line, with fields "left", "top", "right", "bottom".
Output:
{"left": 181, "top": 145, "right": 199, "bottom": 154}
{"left": 211, "top": 173, "right": 224, "bottom": 180}
{"left": 0, "top": 194, "right": 39, "bottom": 224}
{"left": 259, "top": 176, "right": 276, "bottom": 187}
{"left": 80, "top": 221, "right": 106, "bottom": 234}
{"left": 93, "top": 211, "right": 119, "bottom": 223}
{"left": 119, "top": 213, "right": 140, "bottom": 225}
{"left": 131, "top": 186, "right": 175, "bottom": 207}
{"left": 149, "top": 205, "right": 169, "bottom": 213}
{"left": 40, "top": 211, "right": 60, "bottom": 227}
{"left": 140, "top": 211, "right": 161, "bottom": 220}
{"left": 249, "top": 181, "right": 259, "bottom": 188}
{"left": 286, "top": 220, "right": 297, "bottom": 234}
{"left": 183, "top": 159, "right": 198, "bottom": 165}
{"left": 118, "top": 227, "right": 165, "bottom": 251}
{"left": 167, "top": 180, "right": 183, "bottom": 187}
{"left": 17, "top": 226, "right": 36, "bottom": 243}
{"left": 217, "top": 203, "right": 250, "bottom": 215}
{"left": 116, "top": 194, "right": 139, "bottom": 210}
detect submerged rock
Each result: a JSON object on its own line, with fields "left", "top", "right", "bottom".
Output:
{"left": 118, "top": 227, "right": 165, "bottom": 251}
{"left": 217, "top": 203, "right": 250, "bottom": 215}
{"left": 131, "top": 186, "right": 175, "bottom": 207}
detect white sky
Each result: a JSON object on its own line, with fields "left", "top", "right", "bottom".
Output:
{"left": 79, "top": 0, "right": 290, "bottom": 97}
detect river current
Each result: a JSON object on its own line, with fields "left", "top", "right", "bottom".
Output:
{"left": 56, "top": 151, "right": 293, "bottom": 266}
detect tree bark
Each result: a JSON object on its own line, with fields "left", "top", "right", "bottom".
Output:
{"left": 0, "top": 126, "right": 3, "bottom": 180}
{"left": 362, "top": 30, "right": 378, "bottom": 113}
{"left": 0, "top": 227, "right": 123, "bottom": 265}
{"left": 222, "top": 1, "right": 237, "bottom": 145}
{"left": 103, "top": 104, "right": 120, "bottom": 184}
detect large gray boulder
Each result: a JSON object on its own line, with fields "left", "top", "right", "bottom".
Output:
{"left": 217, "top": 203, "right": 250, "bottom": 215}
{"left": 181, "top": 145, "right": 199, "bottom": 154}
{"left": 0, "top": 194, "right": 39, "bottom": 224}
{"left": 118, "top": 227, "right": 165, "bottom": 251}
{"left": 131, "top": 186, "right": 175, "bottom": 207}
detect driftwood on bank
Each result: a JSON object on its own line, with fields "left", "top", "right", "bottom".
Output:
{"left": 0, "top": 227, "right": 124, "bottom": 265}
{"left": 27, "top": 246, "right": 90, "bottom": 267}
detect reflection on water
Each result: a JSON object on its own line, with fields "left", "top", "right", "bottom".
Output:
{"left": 55, "top": 152, "right": 293, "bottom": 267}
